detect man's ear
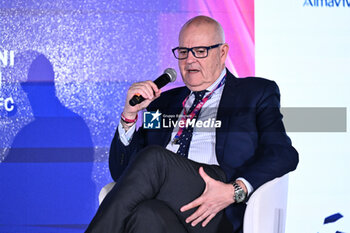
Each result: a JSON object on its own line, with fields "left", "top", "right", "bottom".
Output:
{"left": 220, "top": 43, "right": 229, "bottom": 62}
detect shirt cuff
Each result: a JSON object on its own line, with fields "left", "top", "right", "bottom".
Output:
{"left": 117, "top": 120, "right": 136, "bottom": 146}
{"left": 236, "top": 177, "right": 254, "bottom": 196}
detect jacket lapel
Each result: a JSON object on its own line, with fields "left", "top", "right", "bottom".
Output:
{"left": 215, "top": 69, "right": 240, "bottom": 163}
{"left": 158, "top": 87, "right": 190, "bottom": 147}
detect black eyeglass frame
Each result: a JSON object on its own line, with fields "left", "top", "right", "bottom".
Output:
{"left": 172, "top": 43, "right": 223, "bottom": 60}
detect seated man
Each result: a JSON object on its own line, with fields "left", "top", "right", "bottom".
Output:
{"left": 86, "top": 15, "right": 298, "bottom": 233}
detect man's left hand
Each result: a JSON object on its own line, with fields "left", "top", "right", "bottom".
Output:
{"left": 180, "top": 167, "right": 235, "bottom": 227}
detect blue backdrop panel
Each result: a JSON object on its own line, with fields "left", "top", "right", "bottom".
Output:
{"left": 0, "top": 0, "right": 181, "bottom": 232}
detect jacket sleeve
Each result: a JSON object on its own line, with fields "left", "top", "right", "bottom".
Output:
{"left": 235, "top": 80, "right": 299, "bottom": 191}
{"left": 109, "top": 125, "right": 146, "bottom": 181}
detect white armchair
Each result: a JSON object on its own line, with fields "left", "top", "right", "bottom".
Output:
{"left": 98, "top": 182, "right": 116, "bottom": 205}
{"left": 99, "top": 174, "right": 289, "bottom": 233}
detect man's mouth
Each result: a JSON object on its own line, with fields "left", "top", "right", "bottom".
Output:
{"left": 187, "top": 69, "right": 200, "bottom": 73}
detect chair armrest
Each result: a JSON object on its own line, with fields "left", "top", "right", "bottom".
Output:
{"left": 243, "top": 174, "right": 289, "bottom": 233}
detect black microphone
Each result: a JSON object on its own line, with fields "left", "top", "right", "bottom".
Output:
{"left": 129, "top": 68, "right": 177, "bottom": 106}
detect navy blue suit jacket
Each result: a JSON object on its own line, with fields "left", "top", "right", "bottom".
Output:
{"left": 109, "top": 69, "right": 298, "bottom": 231}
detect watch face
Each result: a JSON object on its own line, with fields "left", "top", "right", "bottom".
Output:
{"left": 237, "top": 193, "right": 245, "bottom": 202}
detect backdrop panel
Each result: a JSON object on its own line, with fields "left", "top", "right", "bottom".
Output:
{"left": 255, "top": 1, "right": 350, "bottom": 232}
{"left": 0, "top": 1, "right": 254, "bottom": 232}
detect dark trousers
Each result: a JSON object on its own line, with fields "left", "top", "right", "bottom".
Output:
{"left": 86, "top": 145, "right": 233, "bottom": 233}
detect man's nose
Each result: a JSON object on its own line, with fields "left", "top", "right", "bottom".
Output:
{"left": 185, "top": 50, "right": 197, "bottom": 64}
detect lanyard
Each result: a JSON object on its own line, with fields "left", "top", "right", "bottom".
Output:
{"left": 172, "top": 75, "right": 226, "bottom": 144}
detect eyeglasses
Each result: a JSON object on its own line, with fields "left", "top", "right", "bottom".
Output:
{"left": 172, "top": 43, "right": 223, "bottom": 60}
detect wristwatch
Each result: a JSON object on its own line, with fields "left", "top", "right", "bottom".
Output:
{"left": 232, "top": 182, "right": 247, "bottom": 203}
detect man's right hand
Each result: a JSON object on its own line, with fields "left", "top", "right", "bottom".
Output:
{"left": 121, "top": 81, "right": 161, "bottom": 128}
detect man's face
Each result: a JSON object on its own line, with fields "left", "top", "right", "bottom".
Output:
{"left": 178, "top": 24, "right": 228, "bottom": 91}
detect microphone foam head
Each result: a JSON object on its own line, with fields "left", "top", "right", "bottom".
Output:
{"left": 164, "top": 68, "right": 177, "bottom": 82}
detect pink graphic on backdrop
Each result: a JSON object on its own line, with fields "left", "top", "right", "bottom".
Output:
{"left": 184, "top": 0, "right": 255, "bottom": 77}
{"left": 159, "top": 0, "right": 254, "bottom": 82}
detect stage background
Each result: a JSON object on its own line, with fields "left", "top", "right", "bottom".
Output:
{"left": 0, "top": 0, "right": 349, "bottom": 232}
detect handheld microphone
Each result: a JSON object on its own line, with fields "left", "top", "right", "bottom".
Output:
{"left": 129, "top": 68, "right": 177, "bottom": 106}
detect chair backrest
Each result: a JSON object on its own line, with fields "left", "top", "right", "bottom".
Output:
{"left": 243, "top": 174, "right": 289, "bottom": 233}
{"left": 98, "top": 182, "right": 116, "bottom": 205}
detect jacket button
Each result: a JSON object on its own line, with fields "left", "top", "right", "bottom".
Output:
{"left": 120, "top": 153, "right": 125, "bottom": 165}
